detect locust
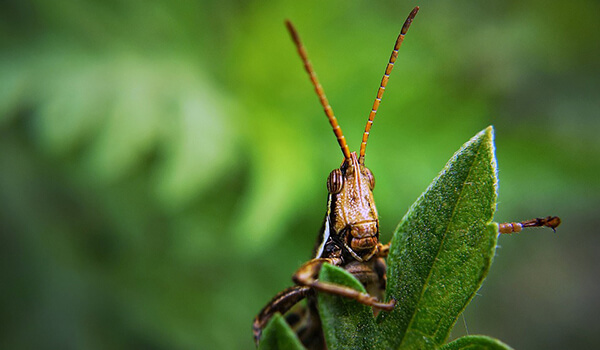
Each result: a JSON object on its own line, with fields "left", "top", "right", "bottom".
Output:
{"left": 252, "top": 7, "right": 560, "bottom": 349}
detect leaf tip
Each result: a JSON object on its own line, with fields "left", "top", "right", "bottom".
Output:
{"left": 478, "top": 125, "right": 494, "bottom": 145}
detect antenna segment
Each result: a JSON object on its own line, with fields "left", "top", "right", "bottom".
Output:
{"left": 359, "top": 6, "right": 419, "bottom": 162}
{"left": 285, "top": 20, "right": 352, "bottom": 161}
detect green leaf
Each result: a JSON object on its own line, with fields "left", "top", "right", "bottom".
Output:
{"left": 440, "top": 335, "right": 514, "bottom": 350}
{"left": 317, "top": 264, "right": 379, "bottom": 350}
{"left": 378, "top": 126, "right": 499, "bottom": 349}
{"left": 258, "top": 313, "right": 305, "bottom": 350}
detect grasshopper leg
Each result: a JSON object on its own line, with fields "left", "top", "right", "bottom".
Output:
{"left": 252, "top": 285, "right": 313, "bottom": 346}
{"left": 498, "top": 216, "right": 561, "bottom": 234}
{"left": 377, "top": 242, "right": 390, "bottom": 257}
{"left": 292, "top": 258, "right": 395, "bottom": 311}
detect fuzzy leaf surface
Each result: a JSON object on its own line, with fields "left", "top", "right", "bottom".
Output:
{"left": 317, "top": 263, "right": 379, "bottom": 350}
{"left": 378, "top": 126, "right": 499, "bottom": 349}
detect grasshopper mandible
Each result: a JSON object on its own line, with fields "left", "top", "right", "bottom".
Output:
{"left": 253, "top": 7, "right": 560, "bottom": 349}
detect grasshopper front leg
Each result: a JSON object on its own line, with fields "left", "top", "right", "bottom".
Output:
{"left": 377, "top": 243, "right": 390, "bottom": 257}
{"left": 293, "top": 258, "right": 395, "bottom": 311}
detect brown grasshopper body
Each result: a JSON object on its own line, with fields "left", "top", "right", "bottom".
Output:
{"left": 253, "top": 151, "right": 391, "bottom": 349}
{"left": 253, "top": 7, "right": 560, "bottom": 349}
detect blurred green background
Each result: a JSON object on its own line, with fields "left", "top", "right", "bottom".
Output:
{"left": 1, "top": 0, "right": 598, "bottom": 349}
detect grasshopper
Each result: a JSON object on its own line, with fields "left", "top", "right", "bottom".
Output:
{"left": 253, "top": 7, "right": 560, "bottom": 349}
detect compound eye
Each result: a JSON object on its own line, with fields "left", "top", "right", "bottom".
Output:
{"left": 327, "top": 169, "right": 344, "bottom": 194}
{"left": 364, "top": 167, "right": 375, "bottom": 190}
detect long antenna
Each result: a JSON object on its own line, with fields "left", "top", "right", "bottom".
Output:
{"left": 285, "top": 20, "right": 352, "bottom": 162}
{"left": 359, "top": 6, "right": 419, "bottom": 162}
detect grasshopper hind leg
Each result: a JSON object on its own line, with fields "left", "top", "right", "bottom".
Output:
{"left": 252, "top": 286, "right": 313, "bottom": 346}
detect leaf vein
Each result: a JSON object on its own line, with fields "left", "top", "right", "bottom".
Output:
{"left": 397, "top": 139, "right": 485, "bottom": 348}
